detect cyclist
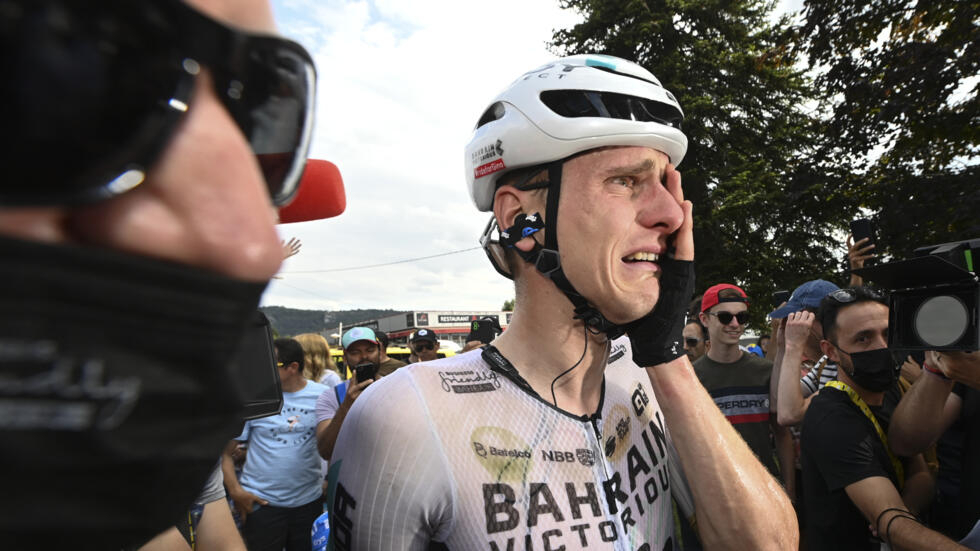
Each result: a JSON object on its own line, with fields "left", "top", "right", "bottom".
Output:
{"left": 326, "top": 55, "right": 796, "bottom": 550}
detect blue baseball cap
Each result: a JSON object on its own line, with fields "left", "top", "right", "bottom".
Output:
{"left": 342, "top": 327, "right": 379, "bottom": 350}
{"left": 769, "top": 279, "right": 840, "bottom": 319}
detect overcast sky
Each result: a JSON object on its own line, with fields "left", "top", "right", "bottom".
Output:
{"left": 263, "top": 0, "right": 805, "bottom": 313}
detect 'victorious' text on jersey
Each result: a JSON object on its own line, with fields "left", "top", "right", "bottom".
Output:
{"left": 327, "top": 338, "right": 693, "bottom": 551}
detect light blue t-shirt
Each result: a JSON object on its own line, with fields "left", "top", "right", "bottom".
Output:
{"left": 237, "top": 381, "right": 328, "bottom": 507}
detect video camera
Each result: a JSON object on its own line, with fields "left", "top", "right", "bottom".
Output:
{"left": 854, "top": 238, "right": 979, "bottom": 351}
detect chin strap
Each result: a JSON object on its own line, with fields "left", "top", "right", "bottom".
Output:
{"left": 499, "top": 161, "right": 625, "bottom": 340}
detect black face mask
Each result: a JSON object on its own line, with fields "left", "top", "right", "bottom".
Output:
{"left": 0, "top": 236, "right": 267, "bottom": 549}
{"left": 839, "top": 346, "right": 902, "bottom": 392}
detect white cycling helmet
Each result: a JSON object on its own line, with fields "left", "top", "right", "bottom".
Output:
{"left": 464, "top": 54, "right": 687, "bottom": 211}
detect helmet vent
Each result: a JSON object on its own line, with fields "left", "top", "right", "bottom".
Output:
{"left": 476, "top": 102, "right": 506, "bottom": 129}
{"left": 540, "top": 90, "right": 682, "bottom": 130}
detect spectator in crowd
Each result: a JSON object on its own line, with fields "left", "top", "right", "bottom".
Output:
{"left": 890, "top": 350, "right": 980, "bottom": 545}
{"left": 682, "top": 320, "right": 708, "bottom": 362}
{"left": 375, "top": 330, "right": 407, "bottom": 377}
{"left": 0, "top": 0, "right": 319, "bottom": 547}
{"left": 326, "top": 55, "right": 796, "bottom": 549}
{"left": 410, "top": 327, "right": 441, "bottom": 362}
{"left": 901, "top": 353, "right": 925, "bottom": 385}
{"left": 315, "top": 327, "right": 379, "bottom": 461}
{"left": 847, "top": 234, "right": 876, "bottom": 288}
{"left": 295, "top": 332, "right": 342, "bottom": 387}
{"left": 759, "top": 334, "right": 771, "bottom": 356}
{"left": 769, "top": 279, "right": 841, "bottom": 427}
{"left": 222, "top": 338, "right": 328, "bottom": 551}
{"left": 801, "top": 287, "right": 959, "bottom": 550}
{"left": 695, "top": 283, "right": 796, "bottom": 499}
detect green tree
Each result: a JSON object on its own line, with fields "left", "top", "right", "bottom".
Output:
{"left": 795, "top": 0, "right": 979, "bottom": 257}
{"left": 502, "top": 299, "right": 515, "bottom": 311}
{"left": 551, "top": 0, "right": 850, "bottom": 327}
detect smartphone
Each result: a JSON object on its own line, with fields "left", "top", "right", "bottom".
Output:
{"left": 773, "top": 290, "right": 790, "bottom": 305}
{"left": 353, "top": 362, "right": 378, "bottom": 383}
{"left": 850, "top": 218, "right": 875, "bottom": 246}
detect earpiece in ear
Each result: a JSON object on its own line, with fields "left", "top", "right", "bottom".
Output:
{"left": 500, "top": 212, "right": 544, "bottom": 248}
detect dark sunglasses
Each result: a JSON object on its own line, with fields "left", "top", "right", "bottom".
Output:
{"left": 827, "top": 288, "right": 885, "bottom": 304}
{"left": 707, "top": 311, "right": 749, "bottom": 325}
{"left": 1, "top": 0, "right": 316, "bottom": 206}
{"left": 414, "top": 342, "right": 434, "bottom": 352}
{"left": 684, "top": 337, "right": 701, "bottom": 347}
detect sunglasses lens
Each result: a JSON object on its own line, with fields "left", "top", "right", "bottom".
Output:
{"left": 2, "top": 2, "right": 187, "bottom": 204}
{"left": 234, "top": 43, "right": 315, "bottom": 206}
{"left": 685, "top": 338, "right": 699, "bottom": 346}
{"left": 716, "top": 312, "right": 748, "bottom": 325}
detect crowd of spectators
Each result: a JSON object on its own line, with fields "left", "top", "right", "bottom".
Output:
{"left": 216, "top": 233, "right": 979, "bottom": 551}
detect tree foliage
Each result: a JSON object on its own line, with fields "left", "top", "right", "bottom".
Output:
{"left": 551, "top": 0, "right": 979, "bottom": 329}
{"left": 796, "top": 0, "right": 979, "bottom": 257}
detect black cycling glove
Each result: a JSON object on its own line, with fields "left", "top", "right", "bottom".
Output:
{"left": 626, "top": 257, "right": 695, "bottom": 367}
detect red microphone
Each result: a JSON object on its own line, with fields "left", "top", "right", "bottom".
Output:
{"left": 277, "top": 159, "right": 347, "bottom": 224}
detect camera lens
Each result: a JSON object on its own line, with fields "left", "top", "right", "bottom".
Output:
{"left": 914, "top": 295, "right": 968, "bottom": 347}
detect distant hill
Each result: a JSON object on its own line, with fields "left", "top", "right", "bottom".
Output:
{"left": 260, "top": 306, "right": 403, "bottom": 337}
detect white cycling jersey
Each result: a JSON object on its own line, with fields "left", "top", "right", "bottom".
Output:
{"left": 326, "top": 337, "right": 694, "bottom": 551}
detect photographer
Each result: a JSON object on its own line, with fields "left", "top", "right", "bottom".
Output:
{"left": 890, "top": 350, "right": 980, "bottom": 546}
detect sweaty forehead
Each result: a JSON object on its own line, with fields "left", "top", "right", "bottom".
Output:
{"left": 835, "top": 302, "right": 889, "bottom": 339}
{"left": 186, "top": 0, "right": 277, "bottom": 33}
{"left": 567, "top": 146, "right": 669, "bottom": 176}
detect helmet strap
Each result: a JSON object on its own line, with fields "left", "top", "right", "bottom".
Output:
{"left": 509, "top": 160, "right": 625, "bottom": 339}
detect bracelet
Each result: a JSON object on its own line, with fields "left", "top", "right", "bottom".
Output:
{"left": 875, "top": 507, "right": 912, "bottom": 536}
{"left": 923, "top": 362, "right": 951, "bottom": 381}
{"left": 885, "top": 514, "right": 919, "bottom": 544}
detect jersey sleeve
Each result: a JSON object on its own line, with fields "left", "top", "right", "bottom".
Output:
{"left": 316, "top": 385, "right": 340, "bottom": 424}
{"left": 800, "top": 364, "right": 820, "bottom": 398}
{"left": 803, "top": 403, "right": 889, "bottom": 492}
{"left": 327, "top": 371, "right": 455, "bottom": 550}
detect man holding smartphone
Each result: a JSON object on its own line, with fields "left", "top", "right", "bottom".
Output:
{"left": 315, "top": 327, "right": 379, "bottom": 461}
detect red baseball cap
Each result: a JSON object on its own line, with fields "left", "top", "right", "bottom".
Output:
{"left": 701, "top": 283, "right": 749, "bottom": 312}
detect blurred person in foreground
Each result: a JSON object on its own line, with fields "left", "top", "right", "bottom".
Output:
{"left": 801, "top": 287, "right": 963, "bottom": 550}
{"left": 0, "top": 0, "right": 319, "bottom": 548}
{"left": 326, "top": 55, "right": 795, "bottom": 550}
